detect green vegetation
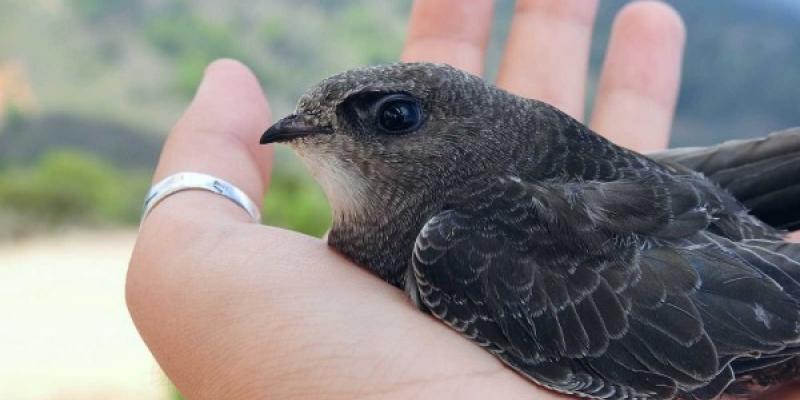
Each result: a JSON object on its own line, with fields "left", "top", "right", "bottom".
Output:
{"left": 3, "top": 101, "right": 25, "bottom": 129}
{"left": 69, "top": 0, "right": 141, "bottom": 23}
{"left": 0, "top": 148, "right": 330, "bottom": 239}
{"left": 0, "top": 0, "right": 406, "bottom": 241}
{"left": 263, "top": 164, "right": 331, "bottom": 237}
{"left": 143, "top": 8, "right": 251, "bottom": 96}
{"left": 0, "top": 150, "right": 150, "bottom": 238}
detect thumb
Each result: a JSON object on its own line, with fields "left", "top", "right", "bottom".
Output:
{"left": 181, "top": 58, "right": 272, "bottom": 145}
{"left": 150, "top": 59, "right": 274, "bottom": 219}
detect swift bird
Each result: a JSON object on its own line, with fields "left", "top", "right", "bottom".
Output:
{"left": 261, "top": 63, "right": 800, "bottom": 399}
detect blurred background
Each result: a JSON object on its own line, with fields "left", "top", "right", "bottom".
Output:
{"left": 0, "top": 0, "right": 797, "bottom": 398}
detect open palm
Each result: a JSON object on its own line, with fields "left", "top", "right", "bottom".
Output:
{"left": 127, "top": 1, "right": 798, "bottom": 399}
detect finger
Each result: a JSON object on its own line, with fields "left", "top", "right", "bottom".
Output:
{"left": 149, "top": 59, "right": 273, "bottom": 224}
{"left": 496, "top": 0, "right": 598, "bottom": 120}
{"left": 401, "top": 0, "right": 494, "bottom": 75}
{"left": 590, "top": 1, "right": 685, "bottom": 152}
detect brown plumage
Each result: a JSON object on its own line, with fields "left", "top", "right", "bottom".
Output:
{"left": 261, "top": 63, "right": 800, "bottom": 399}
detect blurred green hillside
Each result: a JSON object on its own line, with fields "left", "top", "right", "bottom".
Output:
{"left": 0, "top": 0, "right": 798, "bottom": 239}
{"left": 0, "top": 0, "right": 407, "bottom": 238}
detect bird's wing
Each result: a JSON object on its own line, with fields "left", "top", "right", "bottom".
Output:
{"left": 648, "top": 127, "right": 800, "bottom": 230}
{"left": 411, "top": 177, "right": 800, "bottom": 400}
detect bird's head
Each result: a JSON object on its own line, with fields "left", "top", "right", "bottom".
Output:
{"left": 261, "top": 63, "right": 528, "bottom": 220}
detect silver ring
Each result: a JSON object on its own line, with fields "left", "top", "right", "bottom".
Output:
{"left": 142, "top": 172, "right": 261, "bottom": 223}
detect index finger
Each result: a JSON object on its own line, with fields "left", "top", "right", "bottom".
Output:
{"left": 147, "top": 59, "right": 273, "bottom": 225}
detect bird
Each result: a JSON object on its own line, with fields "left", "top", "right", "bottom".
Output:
{"left": 260, "top": 62, "right": 800, "bottom": 400}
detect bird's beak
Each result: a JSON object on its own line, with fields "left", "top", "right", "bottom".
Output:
{"left": 260, "top": 114, "right": 333, "bottom": 144}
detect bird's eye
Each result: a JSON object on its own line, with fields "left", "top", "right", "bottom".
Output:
{"left": 375, "top": 94, "right": 423, "bottom": 134}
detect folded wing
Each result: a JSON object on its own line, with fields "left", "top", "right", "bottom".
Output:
{"left": 649, "top": 127, "right": 800, "bottom": 230}
{"left": 411, "top": 176, "right": 800, "bottom": 399}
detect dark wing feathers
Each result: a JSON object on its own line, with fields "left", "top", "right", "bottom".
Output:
{"left": 746, "top": 184, "right": 800, "bottom": 231}
{"left": 688, "top": 365, "right": 735, "bottom": 400}
{"left": 411, "top": 177, "right": 800, "bottom": 399}
{"left": 649, "top": 127, "right": 800, "bottom": 230}
{"left": 649, "top": 128, "right": 800, "bottom": 179}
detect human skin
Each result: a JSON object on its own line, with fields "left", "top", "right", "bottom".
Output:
{"left": 126, "top": 1, "right": 800, "bottom": 399}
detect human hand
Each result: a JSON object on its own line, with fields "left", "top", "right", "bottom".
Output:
{"left": 127, "top": 1, "right": 796, "bottom": 399}
{"left": 127, "top": 56, "right": 539, "bottom": 399}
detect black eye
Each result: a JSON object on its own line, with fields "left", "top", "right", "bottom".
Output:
{"left": 375, "top": 94, "right": 423, "bottom": 134}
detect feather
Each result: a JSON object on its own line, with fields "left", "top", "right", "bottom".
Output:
{"left": 411, "top": 178, "right": 800, "bottom": 399}
{"left": 650, "top": 127, "right": 800, "bottom": 230}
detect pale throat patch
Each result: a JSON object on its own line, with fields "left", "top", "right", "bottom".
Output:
{"left": 293, "top": 144, "right": 369, "bottom": 220}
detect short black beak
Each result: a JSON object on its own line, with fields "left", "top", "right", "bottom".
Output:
{"left": 260, "top": 114, "right": 332, "bottom": 144}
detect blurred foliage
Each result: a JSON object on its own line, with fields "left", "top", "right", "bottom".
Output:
{"left": 0, "top": 0, "right": 404, "bottom": 242}
{"left": 143, "top": 8, "right": 250, "bottom": 96}
{"left": 0, "top": 150, "right": 150, "bottom": 238}
{"left": 48, "top": 0, "right": 407, "bottom": 121}
{"left": 69, "top": 0, "right": 142, "bottom": 23}
{"left": 3, "top": 101, "right": 25, "bottom": 129}
{"left": 0, "top": 147, "right": 329, "bottom": 239}
{"left": 263, "top": 163, "right": 331, "bottom": 237}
